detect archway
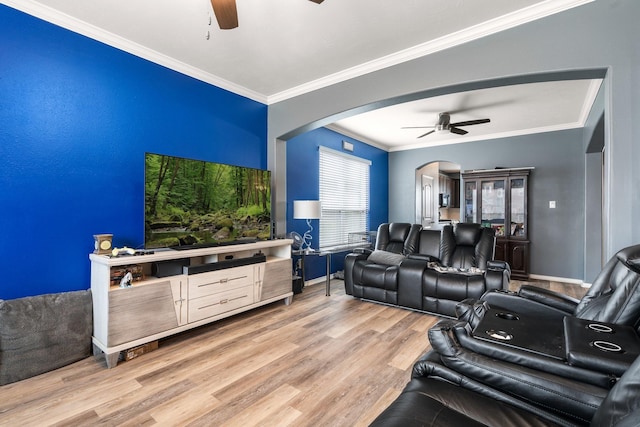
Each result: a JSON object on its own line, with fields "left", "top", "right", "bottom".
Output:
{"left": 415, "top": 160, "right": 461, "bottom": 227}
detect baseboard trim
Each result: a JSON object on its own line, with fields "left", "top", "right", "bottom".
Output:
{"left": 528, "top": 274, "right": 590, "bottom": 287}
{"left": 304, "top": 276, "right": 330, "bottom": 287}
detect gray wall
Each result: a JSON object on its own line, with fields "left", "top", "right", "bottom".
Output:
{"left": 583, "top": 85, "right": 606, "bottom": 283}
{"left": 390, "top": 130, "right": 585, "bottom": 280}
{"left": 269, "top": 0, "right": 640, "bottom": 275}
{"left": 585, "top": 152, "right": 603, "bottom": 282}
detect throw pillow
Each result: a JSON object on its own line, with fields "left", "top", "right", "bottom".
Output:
{"left": 368, "top": 250, "right": 406, "bottom": 266}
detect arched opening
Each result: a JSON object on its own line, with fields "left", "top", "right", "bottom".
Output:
{"left": 415, "top": 160, "right": 461, "bottom": 227}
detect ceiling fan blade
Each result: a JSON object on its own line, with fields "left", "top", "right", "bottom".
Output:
{"left": 450, "top": 118, "right": 490, "bottom": 127}
{"left": 309, "top": 0, "right": 325, "bottom": 3}
{"left": 417, "top": 130, "right": 436, "bottom": 138}
{"left": 211, "top": 0, "right": 238, "bottom": 29}
{"left": 450, "top": 127, "right": 468, "bottom": 135}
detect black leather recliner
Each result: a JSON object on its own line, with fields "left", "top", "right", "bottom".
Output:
{"left": 398, "top": 223, "right": 510, "bottom": 317}
{"left": 370, "top": 349, "right": 640, "bottom": 427}
{"left": 344, "top": 223, "right": 421, "bottom": 305}
{"left": 466, "top": 244, "right": 640, "bottom": 326}
{"left": 423, "top": 244, "right": 640, "bottom": 423}
{"left": 427, "top": 319, "right": 627, "bottom": 423}
{"left": 440, "top": 222, "right": 496, "bottom": 269}
{"left": 345, "top": 223, "right": 510, "bottom": 317}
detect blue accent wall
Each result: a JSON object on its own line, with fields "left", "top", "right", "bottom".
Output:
{"left": 286, "top": 127, "right": 388, "bottom": 280}
{"left": 0, "top": 6, "right": 267, "bottom": 299}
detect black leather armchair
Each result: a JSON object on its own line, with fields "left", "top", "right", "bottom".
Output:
{"left": 344, "top": 223, "right": 421, "bottom": 305}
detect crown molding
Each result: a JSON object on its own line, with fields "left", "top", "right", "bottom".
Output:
{"left": 267, "top": 0, "right": 594, "bottom": 104}
{"left": 388, "top": 122, "right": 586, "bottom": 152}
{"left": 4, "top": 0, "right": 593, "bottom": 105}
{"left": 2, "top": 0, "right": 268, "bottom": 104}
{"left": 329, "top": 121, "right": 588, "bottom": 153}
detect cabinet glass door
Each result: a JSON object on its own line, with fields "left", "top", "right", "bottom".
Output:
{"left": 481, "top": 180, "right": 506, "bottom": 236}
{"left": 510, "top": 178, "right": 526, "bottom": 237}
{"left": 464, "top": 181, "right": 477, "bottom": 223}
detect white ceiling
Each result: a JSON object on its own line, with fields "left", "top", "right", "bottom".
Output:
{"left": 5, "top": 0, "right": 599, "bottom": 151}
{"left": 330, "top": 79, "right": 602, "bottom": 151}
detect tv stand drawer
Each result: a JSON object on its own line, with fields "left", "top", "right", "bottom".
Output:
{"left": 188, "top": 265, "right": 254, "bottom": 299}
{"left": 188, "top": 285, "right": 254, "bottom": 323}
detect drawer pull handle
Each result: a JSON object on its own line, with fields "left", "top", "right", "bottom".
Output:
{"left": 196, "top": 275, "right": 249, "bottom": 287}
{"left": 198, "top": 294, "right": 249, "bottom": 310}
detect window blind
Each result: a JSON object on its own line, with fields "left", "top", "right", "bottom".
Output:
{"left": 319, "top": 146, "right": 370, "bottom": 249}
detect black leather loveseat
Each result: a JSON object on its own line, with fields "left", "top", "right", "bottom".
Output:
{"left": 344, "top": 222, "right": 510, "bottom": 317}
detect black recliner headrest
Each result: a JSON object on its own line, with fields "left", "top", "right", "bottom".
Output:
{"left": 388, "top": 223, "right": 411, "bottom": 243}
{"left": 454, "top": 223, "right": 481, "bottom": 246}
{"left": 616, "top": 245, "right": 640, "bottom": 274}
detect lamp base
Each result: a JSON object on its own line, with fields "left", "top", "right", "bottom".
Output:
{"left": 301, "top": 219, "right": 314, "bottom": 252}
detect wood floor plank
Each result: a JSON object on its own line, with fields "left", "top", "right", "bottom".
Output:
{"left": 148, "top": 382, "right": 223, "bottom": 425}
{"left": 249, "top": 405, "right": 302, "bottom": 427}
{"left": 388, "top": 329, "right": 433, "bottom": 371}
{"left": 367, "top": 306, "right": 412, "bottom": 333}
{"left": 0, "top": 376, "right": 142, "bottom": 425}
{"left": 222, "top": 384, "right": 301, "bottom": 427}
{"left": 0, "top": 278, "right": 583, "bottom": 426}
{"left": 190, "top": 341, "right": 300, "bottom": 392}
{"left": 324, "top": 303, "right": 388, "bottom": 338}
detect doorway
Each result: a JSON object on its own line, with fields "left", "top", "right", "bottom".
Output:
{"left": 415, "top": 161, "right": 461, "bottom": 228}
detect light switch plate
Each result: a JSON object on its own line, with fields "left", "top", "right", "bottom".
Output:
{"left": 549, "top": 201, "right": 556, "bottom": 209}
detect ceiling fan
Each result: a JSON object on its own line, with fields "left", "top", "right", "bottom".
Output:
{"left": 403, "top": 112, "right": 490, "bottom": 138}
{"left": 210, "top": 0, "right": 324, "bottom": 30}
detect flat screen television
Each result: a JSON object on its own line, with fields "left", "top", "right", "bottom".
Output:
{"left": 144, "top": 153, "right": 272, "bottom": 249}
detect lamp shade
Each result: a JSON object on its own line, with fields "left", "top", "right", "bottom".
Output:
{"left": 293, "top": 200, "right": 322, "bottom": 219}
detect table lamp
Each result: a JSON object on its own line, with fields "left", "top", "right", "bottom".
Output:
{"left": 293, "top": 200, "right": 322, "bottom": 252}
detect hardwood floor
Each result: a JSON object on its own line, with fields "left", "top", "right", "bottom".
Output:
{"left": 0, "top": 278, "right": 585, "bottom": 426}
{"left": 509, "top": 278, "right": 588, "bottom": 299}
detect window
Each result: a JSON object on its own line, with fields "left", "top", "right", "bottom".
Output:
{"left": 319, "top": 146, "right": 371, "bottom": 249}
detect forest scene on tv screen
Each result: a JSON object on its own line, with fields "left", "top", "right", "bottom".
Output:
{"left": 145, "top": 153, "right": 271, "bottom": 248}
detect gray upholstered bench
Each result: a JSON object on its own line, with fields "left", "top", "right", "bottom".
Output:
{"left": 0, "top": 290, "right": 92, "bottom": 385}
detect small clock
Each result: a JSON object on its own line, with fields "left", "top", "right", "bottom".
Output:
{"left": 93, "top": 234, "right": 113, "bottom": 255}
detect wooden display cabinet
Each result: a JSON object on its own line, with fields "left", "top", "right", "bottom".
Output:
{"left": 462, "top": 167, "right": 533, "bottom": 280}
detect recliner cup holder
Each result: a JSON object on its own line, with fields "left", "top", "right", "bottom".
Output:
{"left": 495, "top": 312, "right": 520, "bottom": 321}
{"left": 588, "top": 323, "right": 614, "bottom": 333}
{"left": 591, "top": 340, "right": 623, "bottom": 353}
{"left": 486, "top": 329, "right": 513, "bottom": 341}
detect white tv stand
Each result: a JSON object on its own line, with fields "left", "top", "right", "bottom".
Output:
{"left": 89, "top": 239, "right": 293, "bottom": 368}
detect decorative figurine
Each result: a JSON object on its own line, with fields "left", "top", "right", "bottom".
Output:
{"left": 120, "top": 270, "right": 133, "bottom": 288}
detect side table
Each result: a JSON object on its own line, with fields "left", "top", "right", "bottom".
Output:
{"left": 293, "top": 245, "right": 368, "bottom": 296}
{"left": 292, "top": 249, "right": 330, "bottom": 296}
